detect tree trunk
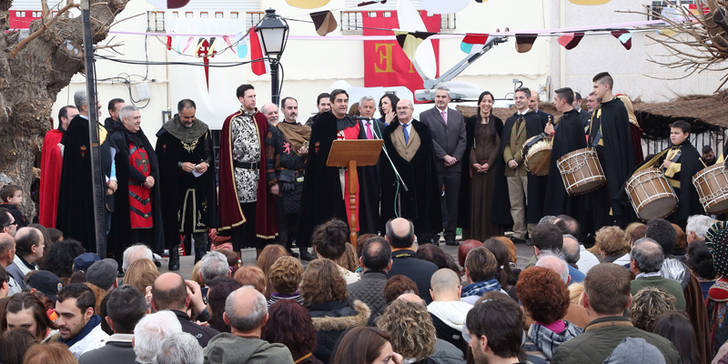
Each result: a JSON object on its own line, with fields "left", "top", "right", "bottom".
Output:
{"left": 0, "top": 0, "right": 128, "bottom": 217}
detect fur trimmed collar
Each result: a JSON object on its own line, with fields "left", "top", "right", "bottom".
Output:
{"left": 311, "top": 300, "right": 371, "bottom": 331}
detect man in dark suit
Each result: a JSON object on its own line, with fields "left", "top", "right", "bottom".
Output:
{"left": 385, "top": 217, "right": 438, "bottom": 303}
{"left": 420, "top": 87, "right": 466, "bottom": 246}
{"left": 357, "top": 96, "right": 386, "bottom": 234}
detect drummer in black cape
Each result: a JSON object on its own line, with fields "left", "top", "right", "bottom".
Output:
{"left": 543, "top": 87, "right": 587, "bottom": 218}
{"left": 654, "top": 120, "right": 704, "bottom": 227}
{"left": 586, "top": 72, "right": 635, "bottom": 229}
{"left": 500, "top": 87, "right": 548, "bottom": 244}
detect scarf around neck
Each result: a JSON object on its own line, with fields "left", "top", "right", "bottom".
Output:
{"left": 277, "top": 121, "right": 311, "bottom": 156}
{"left": 162, "top": 114, "right": 208, "bottom": 144}
{"left": 527, "top": 321, "right": 582, "bottom": 359}
{"left": 461, "top": 278, "right": 502, "bottom": 298}
{"left": 59, "top": 314, "right": 101, "bottom": 347}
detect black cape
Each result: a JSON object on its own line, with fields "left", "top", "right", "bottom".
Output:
{"left": 660, "top": 140, "right": 704, "bottom": 226}
{"left": 57, "top": 115, "right": 114, "bottom": 252}
{"left": 459, "top": 115, "right": 512, "bottom": 232}
{"left": 588, "top": 98, "right": 635, "bottom": 223}
{"left": 544, "top": 109, "right": 587, "bottom": 216}
{"left": 108, "top": 128, "right": 164, "bottom": 254}
{"left": 297, "top": 111, "right": 349, "bottom": 245}
{"left": 357, "top": 117, "right": 387, "bottom": 234}
{"left": 380, "top": 119, "right": 442, "bottom": 242}
{"left": 155, "top": 118, "right": 217, "bottom": 249}
{"left": 501, "top": 111, "right": 547, "bottom": 224}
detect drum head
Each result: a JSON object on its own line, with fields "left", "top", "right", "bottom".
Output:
{"left": 568, "top": 177, "right": 606, "bottom": 196}
{"left": 638, "top": 196, "right": 677, "bottom": 220}
{"left": 528, "top": 151, "right": 552, "bottom": 176}
{"left": 707, "top": 199, "right": 728, "bottom": 215}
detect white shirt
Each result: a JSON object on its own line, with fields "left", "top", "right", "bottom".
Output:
{"left": 576, "top": 245, "right": 601, "bottom": 274}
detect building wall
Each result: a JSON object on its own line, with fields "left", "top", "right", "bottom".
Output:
{"left": 48, "top": 0, "right": 725, "bottom": 145}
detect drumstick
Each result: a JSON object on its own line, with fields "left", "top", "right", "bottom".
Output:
{"left": 699, "top": 157, "right": 708, "bottom": 169}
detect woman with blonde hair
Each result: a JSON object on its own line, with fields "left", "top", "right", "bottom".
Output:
{"left": 23, "top": 342, "right": 78, "bottom": 364}
{"left": 121, "top": 259, "right": 159, "bottom": 295}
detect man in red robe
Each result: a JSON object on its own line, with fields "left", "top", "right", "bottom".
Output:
{"left": 39, "top": 105, "right": 78, "bottom": 227}
{"left": 218, "top": 84, "right": 276, "bottom": 255}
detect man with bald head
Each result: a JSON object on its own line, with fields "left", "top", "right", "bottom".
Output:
{"left": 261, "top": 103, "right": 279, "bottom": 126}
{"left": 534, "top": 255, "right": 590, "bottom": 328}
{"left": 629, "top": 238, "right": 686, "bottom": 311}
{"left": 204, "top": 286, "right": 294, "bottom": 363}
{"left": 151, "top": 272, "right": 218, "bottom": 346}
{"left": 428, "top": 268, "right": 471, "bottom": 353}
{"left": 381, "top": 99, "right": 441, "bottom": 244}
{"left": 6, "top": 227, "right": 43, "bottom": 291}
{"left": 0, "top": 233, "right": 20, "bottom": 295}
{"left": 386, "top": 217, "right": 438, "bottom": 303}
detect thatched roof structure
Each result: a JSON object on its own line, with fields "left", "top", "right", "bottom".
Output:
{"left": 633, "top": 91, "right": 728, "bottom": 139}
{"left": 456, "top": 104, "right": 560, "bottom": 122}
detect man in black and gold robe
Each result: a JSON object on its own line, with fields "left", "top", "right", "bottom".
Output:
{"left": 659, "top": 120, "right": 704, "bottom": 227}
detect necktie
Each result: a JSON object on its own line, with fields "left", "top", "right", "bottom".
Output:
{"left": 441, "top": 110, "right": 447, "bottom": 124}
{"left": 403, "top": 124, "right": 409, "bottom": 145}
{"left": 366, "top": 121, "right": 374, "bottom": 139}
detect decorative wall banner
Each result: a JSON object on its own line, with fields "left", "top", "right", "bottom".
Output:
{"left": 362, "top": 10, "right": 440, "bottom": 97}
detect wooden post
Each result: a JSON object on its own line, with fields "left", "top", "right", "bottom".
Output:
{"left": 348, "top": 160, "right": 358, "bottom": 249}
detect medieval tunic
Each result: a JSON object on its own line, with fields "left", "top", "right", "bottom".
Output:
{"left": 380, "top": 119, "right": 442, "bottom": 244}
{"left": 39, "top": 127, "right": 64, "bottom": 227}
{"left": 218, "top": 109, "right": 276, "bottom": 247}
{"left": 57, "top": 115, "right": 115, "bottom": 253}
{"left": 109, "top": 127, "right": 163, "bottom": 254}
{"left": 155, "top": 115, "right": 217, "bottom": 250}
{"left": 543, "top": 109, "right": 587, "bottom": 217}
{"left": 468, "top": 115, "right": 504, "bottom": 240}
{"left": 659, "top": 140, "right": 704, "bottom": 226}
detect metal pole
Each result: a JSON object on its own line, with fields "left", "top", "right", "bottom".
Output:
{"left": 81, "top": 0, "right": 107, "bottom": 257}
{"left": 271, "top": 59, "right": 279, "bottom": 105}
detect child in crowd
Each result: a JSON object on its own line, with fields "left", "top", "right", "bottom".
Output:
{"left": 0, "top": 185, "right": 28, "bottom": 228}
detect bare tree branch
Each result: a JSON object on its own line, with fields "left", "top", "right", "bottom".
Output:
{"left": 9, "top": 2, "right": 79, "bottom": 58}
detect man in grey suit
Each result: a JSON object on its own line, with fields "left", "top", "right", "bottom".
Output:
{"left": 420, "top": 87, "right": 466, "bottom": 246}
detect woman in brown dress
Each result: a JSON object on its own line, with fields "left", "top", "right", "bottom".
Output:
{"left": 468, "top": 91, "right": 504, "bottom": 240}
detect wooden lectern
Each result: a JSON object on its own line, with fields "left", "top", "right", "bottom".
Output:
{"left": 326, "top": 139, "right": 383, "bottom": 248}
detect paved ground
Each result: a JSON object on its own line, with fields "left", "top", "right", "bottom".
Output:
{"left": 160, "top": 240, "right": 536, "bottom": 278}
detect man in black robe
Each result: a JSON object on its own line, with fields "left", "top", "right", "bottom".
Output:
{"left": 587, "top": 72, "right": 635, "bottom": 229}
{"left": 155, "top": 99, "right": 217, "bottom": 270}
{"left": 57, "top": 90, "right": 116, "bottom": 253}
{"left": 104, "top": 98, "right": 125, "bottom": 133}
{"left": 380, "top": 99, "right": 441, "bottom": 244}
{"left": 501, "top": 88, "right": 547, "bottom": 243}
{"left": 658, "top": 120, "right": 704, "bottom": 227}
{"left": 297, "top": 89, "right": 354, "bottom": 254}
{"left": 108, "top": 105, "right": 164, "bottom": 263}
{"left": 544, "top": 88, "right": 587, "bottom": 217}
{"left": 356, "top": 96, "right": 386, "bottom": 234}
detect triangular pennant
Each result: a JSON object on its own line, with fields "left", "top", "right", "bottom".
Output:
{"left": 166, "top": 36, "right": 172, "bottom": 51}
{"left": 285, "top": 0, "right": 330, "bottom": 9}
{"left": 393, "top": 31, "right": 436, "bottom": 63}
{"left": 557, "top": 32, "right": 584, "bottom": 50}
{"left": 222, "top": 35, "right": 235, "bottom": 55}
{"left": 611, "top": 30, "right": 632, "bottom": 50}
{"left": 182, "top": 36, "right": 194, "bottom": 54}
{"left": 460, "top": 33, "right": 489, "bottom": 54}
{"left": 515, "top": 33, "right": 537, "bottom": 53}
{"left": 249, "top": 27, "right": 269, "bottom": 76}
{"left": 311, "top": 10, "right": 337, "bottom": 36}
{"left": 147, "top": 0, "right": 190, "bottom": 9}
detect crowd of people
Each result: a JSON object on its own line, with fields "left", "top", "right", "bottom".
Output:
{"left": 1, "top": 212, "right": 728, "bottom": 363}
{"left": 0, "top": 69, "right": 726, "bottom": 363}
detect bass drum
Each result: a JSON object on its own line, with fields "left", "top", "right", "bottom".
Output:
{"left": 522, "top": 134, "right": 552, "bottom": 176}
{"left": 556, "top": 148, "right": 606, "bottom": 196}
{"left": 693, "top": 164, "right": 728, "bottom": 214}
{"left": 625, "top": 168, "right": 678, "bottom": 220}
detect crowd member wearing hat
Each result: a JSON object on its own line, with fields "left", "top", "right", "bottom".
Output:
{"left": 6, "top": 227, "right": 43, "bottom": 291}
{"left": 73, "top": 253, "right": 100, "bottom": 274}
{"left": 86, "top": 259, "right": 118, "bottom": 292}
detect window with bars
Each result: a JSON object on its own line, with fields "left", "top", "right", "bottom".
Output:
{"left": 31, "top": 11, "right": 42, "bottom": 17}
{"left": 340, "top": 10, "right": 364, "bottom": 34}
{"left": 147, "top": 11, "right": 165, "bottom": 33}
{"left": 440, "top": 13, "right": 456, "bottom": 31}
{"left": 247, "top": 11, "right": 264, "bottom": 29}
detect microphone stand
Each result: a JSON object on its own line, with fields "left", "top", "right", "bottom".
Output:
{"left": 357, "top": 116, "right": 409, "bottom": 192}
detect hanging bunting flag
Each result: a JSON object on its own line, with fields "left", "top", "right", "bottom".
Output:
{"left": 285, "top": 0, "right": 330, "bottom": 9}
{"left": 460, "top": 33, "right": 489, "bottom": 54}
{"left": 182, "top": 36, "right": 194, "bottom": 54}
{"left": 166, "top": 36, "right": 172, "bottom": 51}
{"left": 515, "top": 33, "right": 537, "bottom": 53}
{"left": 358, "top": 0, "right": 386, "bottom": 6}
{"left": 147, "top": 0, "right": 189, "bottom": 9}
{"left": 557, "top": 32, "right": 584, "bottom": 50}
{"left": 222, "top": 35, "right": 236, "bottom": 55}
{"left": 311, "top": 10, "right": 337, "bottom": 36}
{"left": 195, "top": 38, "right": 217, "bottom": 91}
{"left": 393, "top": 31, "right": 436, "bottom": 63}
{"left": 421, "top": 0, "right": 469, "bottom": 14}
{"left": 249, "top": 27, "right": 270, "bottom": 75}
{"left": 611, "top": 30, "right": 632, "bottom": 50}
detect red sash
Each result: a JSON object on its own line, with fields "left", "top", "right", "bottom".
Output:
{"left": 128, "top": 143, "right": 153, "bottom": 228}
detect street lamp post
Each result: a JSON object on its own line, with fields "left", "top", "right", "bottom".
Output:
{"left": 255, "top": 9, "right": 289, "bottom": 105}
